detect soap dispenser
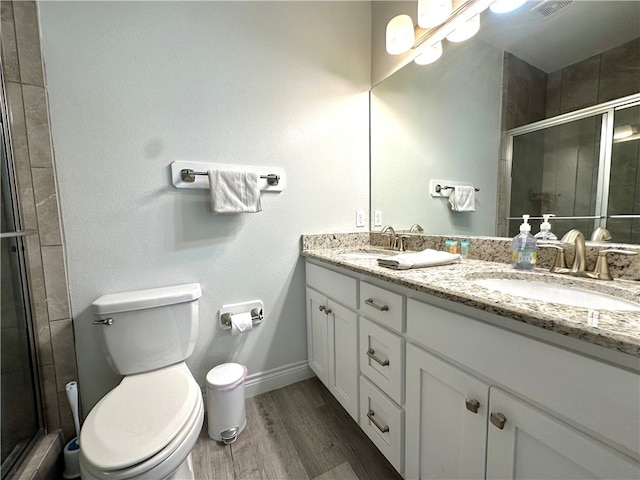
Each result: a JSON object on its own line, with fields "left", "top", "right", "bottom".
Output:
{"left": 512, "top": 214, "right": 537, "bottom": 270}
{"left": 534, "top": 214, "right": 558, "bottom": 240}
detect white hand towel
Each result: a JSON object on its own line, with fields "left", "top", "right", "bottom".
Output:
{"left": 448, "top": 186, "right": 476, "bottom": 212}
{"left": 208, "top": 170, "right": 262, "bottom": 214}
{"left": 377, "top": 249, "right": 461, "bottom": 270}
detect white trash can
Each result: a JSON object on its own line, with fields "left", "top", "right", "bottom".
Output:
{"left": 206, "top": 363, "right": 248, "bottom": 444}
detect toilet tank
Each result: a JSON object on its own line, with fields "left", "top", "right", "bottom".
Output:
{"left": 91, "top": 283, "right": 202, "bottom": 375}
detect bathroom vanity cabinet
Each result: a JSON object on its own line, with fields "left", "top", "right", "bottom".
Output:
{"left": 305, "top": 263, "right": 359, "bottom": 421}
{"left": 304, "top": 259, "right": 640, "bottom": 479}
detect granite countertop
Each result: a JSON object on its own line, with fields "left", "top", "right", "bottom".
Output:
{"left": 302, "top": 246, "right": 640, "bottom": 359}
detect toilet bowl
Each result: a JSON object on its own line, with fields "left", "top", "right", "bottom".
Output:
{"left": 82, "top": 283, "right": 204, "bottom": 480}
{"left": 80, "top": 363, "right": 204, "bottom": 480}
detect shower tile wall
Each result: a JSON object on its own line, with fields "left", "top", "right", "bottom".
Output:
{"left": 1, "top": 0, "right": 77, "bottom": 443}
{"left": 546, "top": 38, "right": 640, "bottom": 117}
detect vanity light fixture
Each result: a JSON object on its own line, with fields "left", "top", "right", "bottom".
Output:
{"left": 386, "top": 14, "right": 415, "bottom": 54}
{"left": 385, "top": 0, "right": 496, "bottom": 63}
{"left": 414, "top": 41, "right": 443, "bottom": 65}
{"left": 613, "top": 124, "right": 640, "bottom": 143}
{"left": 446, "top": 13, "right": 481, "bottom": 42}
{"left": 489, "top": 0, "right": 527, "bottom": 13}
{"left": 418, "top": 0, "right": 453, "bottom": 28}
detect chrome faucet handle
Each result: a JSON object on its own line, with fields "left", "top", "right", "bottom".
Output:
{"left": 592, "top": 249, "right": 638, "bottom": 281}
{"left": 538, "top": 243, "right": 567, "bottom": 272}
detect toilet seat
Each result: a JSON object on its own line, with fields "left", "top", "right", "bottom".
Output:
{"left": 80, "top": 363, "right": 203, "bottom": 479}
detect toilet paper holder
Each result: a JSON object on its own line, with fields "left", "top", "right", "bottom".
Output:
{"left": 219, "top": 300, "right": 264, "bottom": 330}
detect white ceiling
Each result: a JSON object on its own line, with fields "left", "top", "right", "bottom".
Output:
{"left": 477, "top": 0, "right": 640, "bottom": 72}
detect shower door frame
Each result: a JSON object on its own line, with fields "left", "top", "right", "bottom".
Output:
{"left": 0, "top": 66, "right": 45, "bottom": 478}
{"left": 503, "top": 92, "right": 640, "bottom": 237}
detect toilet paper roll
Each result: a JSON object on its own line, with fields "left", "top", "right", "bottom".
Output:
{"left": 231, "top": 312, "right": 253, "bottom": 336}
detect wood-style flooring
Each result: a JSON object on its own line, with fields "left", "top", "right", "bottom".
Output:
{"left": 192, "top": 376, "right": 403, "bottom": 480}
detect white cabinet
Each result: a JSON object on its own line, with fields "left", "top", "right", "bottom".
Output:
{"left": 305, "top": 264, "right": 358, "bottom": 421}
{"left": 305, "top": 259, "right": 640, "bottom": 480}
{"left": 406, "top": 297, "right": 640, "bottom": 479}
{"left": 405, "top": 344, "right": 489, "bottom": 480}
{"left": 486, "top": 387, "right": 640, "bottom": 480}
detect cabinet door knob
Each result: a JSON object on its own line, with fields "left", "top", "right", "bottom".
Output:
{"left": 367, "top": 348, "right": 390, "bottom": 366}
{"left": 367, "top": 410, "right": 390, "bottom": 433}
{"left": 365, "top": 298, "right": 389, "bottom": 311}
{"left": 318, "top": 305, "right": 332, "bottom": 314}
{"left": 465, "top": 398, "right": 480, "bottom": 413}
{"left": 490, "top": 412, "right": 507, "bottom": 430}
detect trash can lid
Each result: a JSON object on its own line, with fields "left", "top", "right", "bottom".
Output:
{"left": 206, "top": 363, "right": 247, "bottom": 390}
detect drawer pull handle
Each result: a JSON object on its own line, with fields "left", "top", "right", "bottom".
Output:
{"left": 367, "top": 349, "right": 390, "bottom": 367}
{"left": 365, "top": 298, "right": 389, "bottom": 312}
{"left": 490, "top": 412, "right": 507, "bottom": 430}
{"left": 318, "top": 305, "right": 332, "bottom": 315}
{"left": 367, "top": 410, "right": 389, "bottom": 433}
{"left": 465, "top": 398, "right": 480, "bottom": 413}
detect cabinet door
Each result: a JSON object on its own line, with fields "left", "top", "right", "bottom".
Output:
{"left": 328, "top": 300, "right": 359, "bottom": 421}
{"left": 405, "top": 344, "right": 489, "bottom": 480}
{"left": 487, "top": 387, "right": 640, "bottom": 480}
{"left": 306, "top": 287, "right": 329, "bottom": 386}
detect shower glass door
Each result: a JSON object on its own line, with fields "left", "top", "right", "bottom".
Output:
{"left": 607, "top": 103, "right": 640, "bottom": 243}
{"left": 507, "top": 94, "right": 640, "bottom": 242}
{"left": 1, "top": 90, "right": 42, "bottom": 478}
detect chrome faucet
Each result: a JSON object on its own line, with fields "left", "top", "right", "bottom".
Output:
{"left": 409, "top": 224, "right": 424, "bottom": 233}
{"left": 561, "top": 229, "right": 587, "bottom": 273}
{"left": 591, "top": 227, "right": 612, "bottom": 242}
{"left": 540, "top": 228, "right": 637, "bottom": 280}
{"left": 381, "top": 225, "right": 396, "bottom": 249}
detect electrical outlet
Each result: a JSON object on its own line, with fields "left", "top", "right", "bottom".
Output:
{"left": 374, "top": 210, "right": 382, "bottom": 227}
{"left": 356, "top": 210, "right": 366, "bottom": 227}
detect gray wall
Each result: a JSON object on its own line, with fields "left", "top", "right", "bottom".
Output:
{"left": 38, "top": 1, "right": 371, "bottom": 412}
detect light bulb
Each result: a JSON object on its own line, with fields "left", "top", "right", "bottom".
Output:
{"left": 613, "top": 125, "right": 634, "bottom": 140}
{"left": 386, "top": 14, "right": 415, "bottom": 55}
{"left": 446, "top": 14, "right": 480, "bottom": 42}
{"left": 489, "top": 0, "right": 527, "bottom": 14}
{"left": 418, "top": 0, "right": 453, "bottom": 28}
{"left": 414, "top": 41, "right": 443, "bottom": 65}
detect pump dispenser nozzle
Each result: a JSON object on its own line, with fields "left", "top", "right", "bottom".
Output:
{"left": 535, "top": 213, "right": 557, "bottom": 240}
{"left": 520, "top": 214, "right": 531, "bottom": 232}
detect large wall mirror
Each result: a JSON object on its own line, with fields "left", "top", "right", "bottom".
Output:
{"left": 371, "top": 0, "right": 640, "bottom": 243}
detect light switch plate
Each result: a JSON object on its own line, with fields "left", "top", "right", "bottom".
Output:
{"left": 374, "top": 210, "right": 382, "bottom": 227}
{"left": 356, "top": 210, "right": 366, "bottom": 227}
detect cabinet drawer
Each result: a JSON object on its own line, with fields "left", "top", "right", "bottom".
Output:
{"left": 360, "top": 376, "right": 404, "bottom": 474}
{"left": 306, "top": 262, "right": 357, "bottom": 309}
{"left": 360, "top": 317, "right": 404, "bottom": 404}
{"left": 360, "top": 281, "right": 404, "bottom": 332}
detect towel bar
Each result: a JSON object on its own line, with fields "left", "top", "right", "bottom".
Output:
{"left": 181, "top": 169, "right": 280, "bottom": 186}
{"left": 435, "top": 184, "right": 480, "bottom": 193}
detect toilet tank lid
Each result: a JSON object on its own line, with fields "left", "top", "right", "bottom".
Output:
{"left": 91, "top": 283, "right": 202, "bottom": 315}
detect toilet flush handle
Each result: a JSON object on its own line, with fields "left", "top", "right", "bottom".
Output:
{"left": 93, "top": 318, "right": 114, "bottom": 326}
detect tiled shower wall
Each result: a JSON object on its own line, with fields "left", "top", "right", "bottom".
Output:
{"left": 1, "top": 0, "right": 77, "bottom": 445}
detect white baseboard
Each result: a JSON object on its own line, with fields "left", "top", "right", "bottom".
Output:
{"left": 244, "top": 360, "right": 314, "bottom": 398}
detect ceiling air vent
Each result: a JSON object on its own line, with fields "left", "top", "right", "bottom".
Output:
{"left": 531, "top": 0, "right": 574, "bottom": 18}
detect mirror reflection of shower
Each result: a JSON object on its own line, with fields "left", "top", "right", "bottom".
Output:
{"left": 507, "top": 97, "right": 640, "bottom": 243}
{"left": 1, "top": 78, "right": 43, "bottom": 478}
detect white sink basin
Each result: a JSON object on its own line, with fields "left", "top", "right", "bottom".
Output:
{"left": 473, "top": 278, "right": 640, "bottom": 312}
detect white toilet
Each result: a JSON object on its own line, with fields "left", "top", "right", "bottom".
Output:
{"left": 80, "top": 283, "right": 204, "bottom": 480}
